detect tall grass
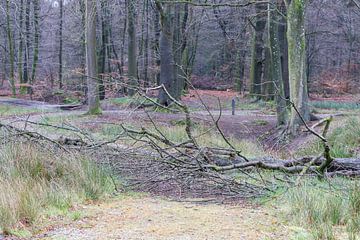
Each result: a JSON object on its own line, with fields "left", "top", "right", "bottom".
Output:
{"left": 281, "top": 179, "right": 360, "bottom": 240}
{"left": 0, "top": 143, "right": 115, "bottom": 233}
{"left": 297, "top": 117, "right": 360, "bottom": 158}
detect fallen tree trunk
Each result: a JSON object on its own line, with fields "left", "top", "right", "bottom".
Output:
{"left": 207, "top": 156, "right": 360, "bottom": 174}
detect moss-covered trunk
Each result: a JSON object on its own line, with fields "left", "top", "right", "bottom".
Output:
{"left": 85, "top": 0, "right": 101, "bottom": 115}
{"left": 286, "top": 0, "right": 309, "bottom": 134}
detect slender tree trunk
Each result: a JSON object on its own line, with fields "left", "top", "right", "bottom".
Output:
{"left": 173, "top": 3, "right": 182, "bottom": 99}
{"left": 279, "top": 2, "right": 289, "bottom": 99}
{"left": 144, "top": 0, "right": 150, "bottom": 87}
{"left": 79, "top": 0, "right": 87, "bottom": 93}
{"left": 86, "top": 0, "right": 101, "bottom": 115}
{"left": 154, "top": 7, "right": 161, "bottom": 85}
{"left": 18, "top": 0, "right": 24, "bottom": 90}
{"left": 58, "top": 0, "right": 64, "bottom": 89}
{"left": 286, "top": 0, "right": 310, "bottom": 134}
{"left": 98, "top": 0, "right": 108, "bottom": 100}
{"left": 249, "top": 2, "right": 267, "bottom": 97}
{"left": 30, "top": 0, "right": 40, "bottom": 87}
{"left": 127, "top": 0, "right": 138, "bottom": 96}
{"left": 6, "top": 0, "right": 16, "bottom": 96}
{"left": 268, "top": 1, "right": 287, "bottom": 125}
{"left": 23, "top": 0, "right": 31, "bottom": 94}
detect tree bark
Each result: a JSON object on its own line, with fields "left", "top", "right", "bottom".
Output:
{"left": 286, "top": 0, "right": 310, "bottom": 134}
{"left": 127, "top": 0, "right": 138, "bottom": 96}
{"left": 58, "top": 0, "right": 64, "bottom": 89}
{"left": 6, "top": 0, "right": 16, "bottom": 96}
{"left": 155, "top": 1, "right": 176, "bottom": 106}
{"left": 86, "top": 0, "right": 101, "bottom": 115}
{"left": 249, "top": 3, "right": 267, "bottom": 97}
{"left": 268, "top": 1, "right": 288, "bottom": 125}
{"left": 30, "top": 0, "right": 40, "bottom": 87}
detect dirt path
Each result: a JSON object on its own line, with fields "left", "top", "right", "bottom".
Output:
{"left": 35, "top": 196, "right": 289, "bottom": 240}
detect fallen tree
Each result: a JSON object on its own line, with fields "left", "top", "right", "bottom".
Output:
{"left": 0, "top": 85, "right": 359, "bottom": 199}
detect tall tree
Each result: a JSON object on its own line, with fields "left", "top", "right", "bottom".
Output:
{"left": 59, "top": 0, "right": 64, "bottom": 89}
{"left": 6, "top": 0, "right": 16, "bottom": 96}
{"left": 30, "top": 0, "right": 40, "bottom": 85}
{"left": 18, "top": 0, "right": 24, "bottom": 91}
{"left": 85, "top": 0, "right": 101, "bottom": 114}
{"left": 23, "top": 0, "right": 31, "bottom": 93}
{"left": 285, "top": 0, "right": 310, "bottom": 134}
{"left": 127, "top": 0, "right": 138, "bottom": 96}
{"left": 249, "top": 2, "right": 267, "bottom": 97}
{"left": 98, "top": 0, "right": 109, "bottom": 100}
{"left": 268, "top": 0, "right": 287, "bottom": 125}
{"left": 155, "top": 0, "right": 176, "bottom": 105}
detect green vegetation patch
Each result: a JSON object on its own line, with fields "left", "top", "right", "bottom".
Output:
{"left": 279, "top": 178, "right": 360, "bottom": 240}
{"left": 297, "top": 117, "right": 360, "bottom": 158}
{"left": 110, "top": 95, "right": 156, "bottom": 107}
{"left": 0, "top": 143, "right": 116, "bottom": 235}
{"left": 311, "top": 101, "right": 360, "bottom": 111}
{"left": 0, "top": 105, "right": 44, "bottom": 116}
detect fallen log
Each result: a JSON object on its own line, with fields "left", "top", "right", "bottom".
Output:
{"left": 207, "top": 156, "right": 360, "bottom": 174}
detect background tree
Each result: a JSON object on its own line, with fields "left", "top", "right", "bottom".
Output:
{"left": 127, "top": 0, "right": 138, "bottom": 96}
{"left": 285, "top": 0, "right": 310, "bottom": 134}
{"left": 86, "top": 0, "right": 101, "bottom": 114}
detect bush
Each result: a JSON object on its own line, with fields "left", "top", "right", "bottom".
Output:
{"left": 0, "top": 143, "right": 115, "bottom": 233}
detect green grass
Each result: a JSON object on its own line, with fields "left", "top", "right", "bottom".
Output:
{"left": 0, "top": 105, "right": 44, "bottom": 116}
{"left": 110, "top": 96, "right": 156, "bottom": 107}
{"left": 311, "top": 101, "right": 360, "bottom": 111}
{"left": 296, "top": 117, "right": 360, "bottom": 158}
{"left": 279, "top": 178, "right": 360, "bottom": 240}
{"left": 0, "top": 143, "right": 116, "bottom": 235}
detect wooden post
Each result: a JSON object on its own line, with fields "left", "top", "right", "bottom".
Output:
{"left": 232, "top": 98, "right": 236, "bottom": 116}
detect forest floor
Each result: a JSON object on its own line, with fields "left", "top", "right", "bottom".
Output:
{"left": 0, "top": 90, "right": 359, "bottom": 239}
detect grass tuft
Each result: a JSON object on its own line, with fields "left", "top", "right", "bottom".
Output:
{"left": 0, "top": 143, "right": 115, "bottom": 233}
{"left": 297, "top": 117, "right": 360, "bottom": 158}
{"left": 280, "top": 179, "right": 360, "bottom": 240}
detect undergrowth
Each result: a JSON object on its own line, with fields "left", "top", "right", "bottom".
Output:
{"left": 280, "top": 178, "right": 360, "bottom": 240}
{"left": 311, "top": 101, "right": 360, "bottom": 111}
{"left": 297, "top": 117, "right": 360, "bottom": 158}
{"left": 0, "top": 143, "right": 115, "bottom": 234}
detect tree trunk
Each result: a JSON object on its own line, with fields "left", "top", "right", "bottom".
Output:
{"left": 58, "top": 0, "right": 64, "bottom": 89}
{"left": 23, "top": 0, "right": 31, "bottom": 94}
{"left": 173, "top": 3, "right": 182, "bottom": 99}
{"left": 127, "top": 0, "right": 138, "bottom": 96}
{"left": 86, "top": 0, "right": 101, "bottom": 115}
{"left": 268, "top": 1, "right": 287, "bottom": 126}
{"left": 6, "top": 0, "right": 16, "bottom": 96}
{"left": 18, "top": 0, "right": 24, "bottom": 91}
{"left": 98, "top": 0, "right": 109, "bottom": 100}
{"left": 286, "top": 0, "right": 310, "bottom": 134}
{"left": 155, "top": 1, "right": 176, "bottom": 106}
{"left": 30, "top": 0, "right": 40, "bottom": 87}
{"left": 249, "top": 3, "right": 267, "bottom": 97}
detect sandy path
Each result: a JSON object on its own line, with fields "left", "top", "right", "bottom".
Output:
{"left": 35, "top": 196, "right": 289, "bottom": 240}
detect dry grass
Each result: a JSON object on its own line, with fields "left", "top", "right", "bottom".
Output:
{"left": 0, "top": 143, "right": 115, "bottom": 234}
